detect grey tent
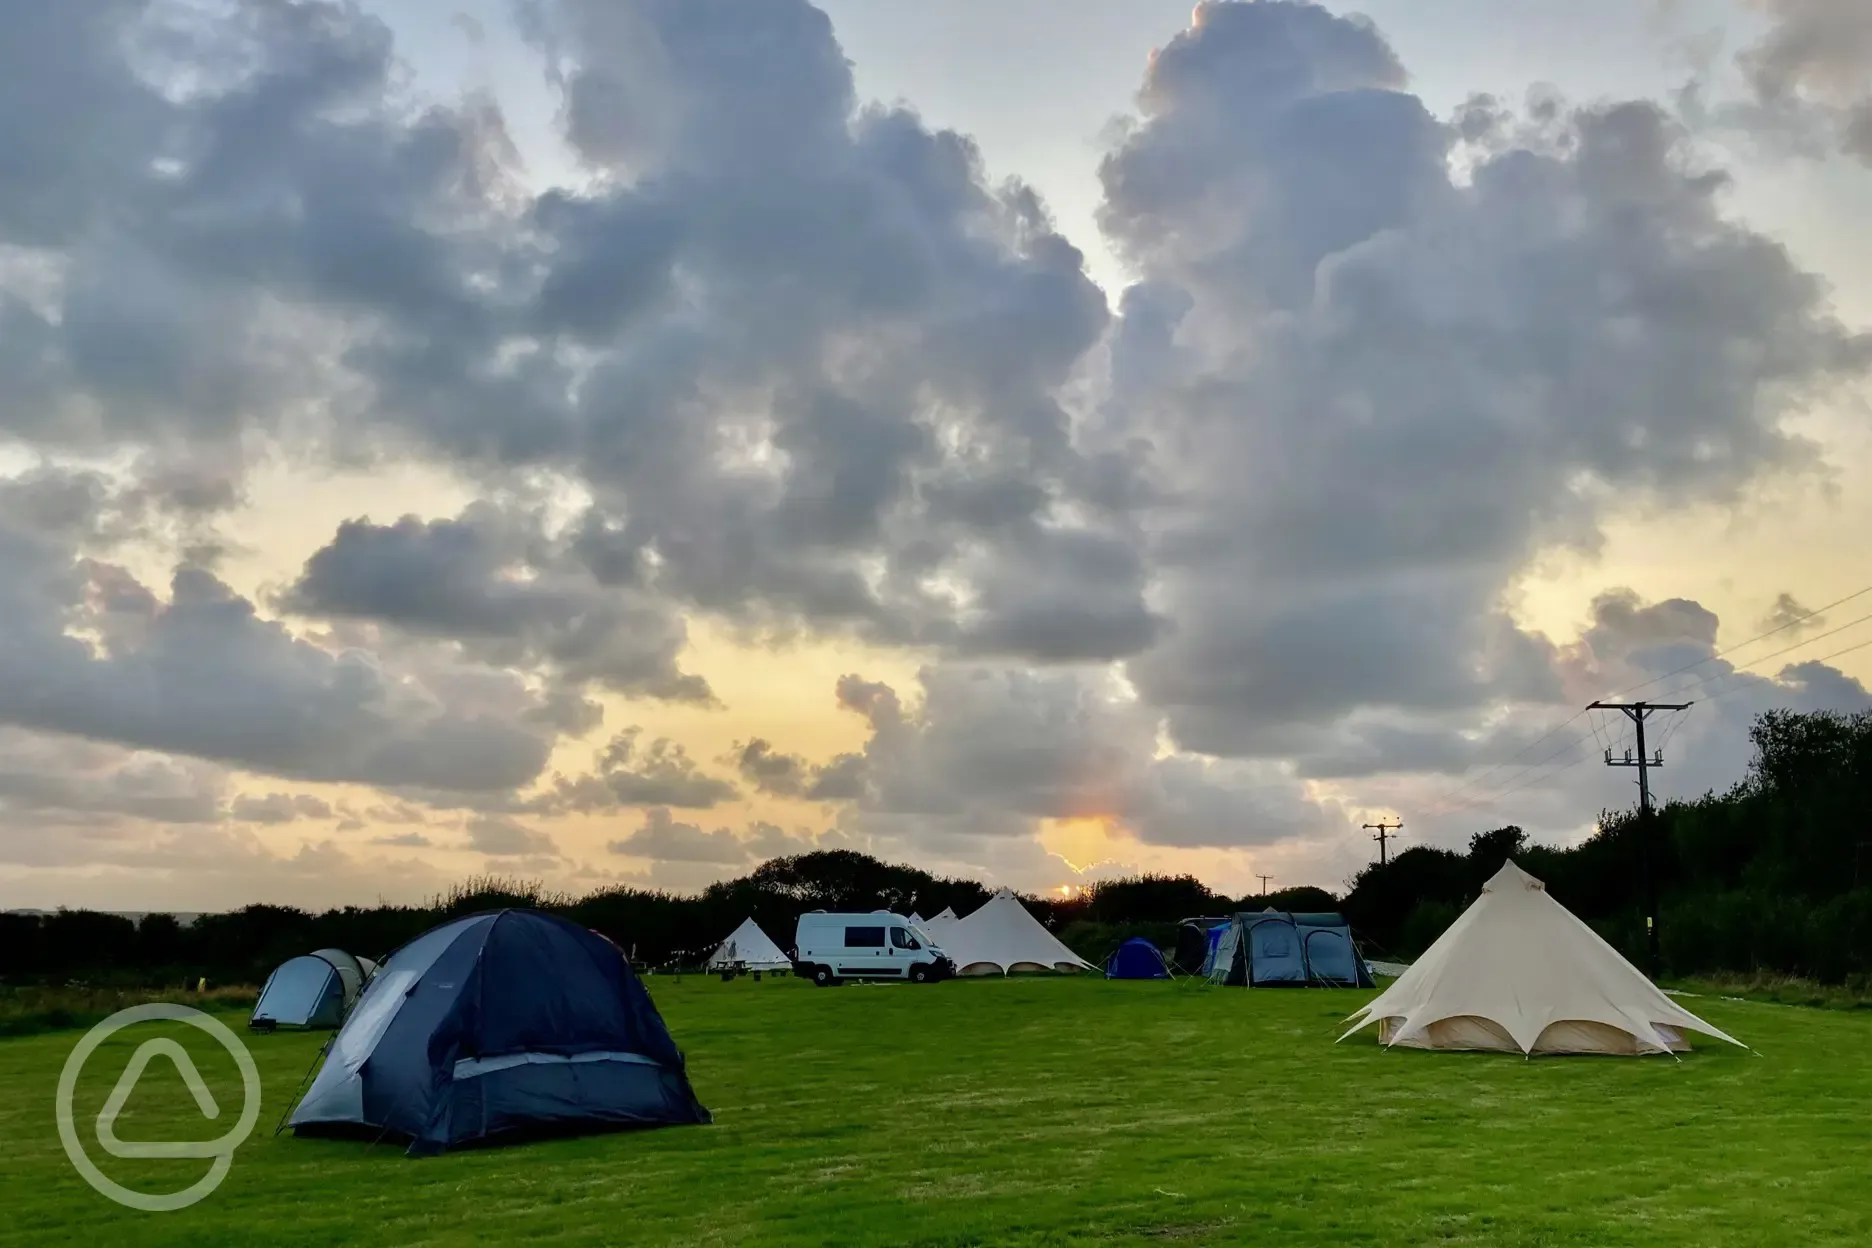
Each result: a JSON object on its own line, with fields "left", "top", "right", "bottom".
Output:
{"left": 1205, "top": 912, "right": 1375, "bottom": 988}
{"left": 250, "top": 948, "right": 377, "bottom": 1030}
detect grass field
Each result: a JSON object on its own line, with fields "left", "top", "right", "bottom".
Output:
{"left": 2, "top": 975, "right": 1869, "bottom": 1246}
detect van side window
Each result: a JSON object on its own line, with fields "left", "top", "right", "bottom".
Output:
{"left": 844, "top": 926, "right": 886, "bottom": 948}
{"left": 890, "top": 927, "right": 921, "bottom": 951}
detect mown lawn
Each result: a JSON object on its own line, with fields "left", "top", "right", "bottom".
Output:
{"left": 1, "top": 974, "right": 1867, "bottom": 1246}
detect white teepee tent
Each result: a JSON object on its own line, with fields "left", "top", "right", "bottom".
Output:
{"left": 1341, "top": 859, "right": 1744, "bottom": 1056}
{"left": 706, "top": 917, "right": 791, "bottom": 972}
{"left": 917, "top": 910, "right": 959, "bottom": 949}
{"left": 941, "top": 889, "right": 1094, "bottom": 976}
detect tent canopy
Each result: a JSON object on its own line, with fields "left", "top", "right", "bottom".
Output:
{"left": 1104, "top": 937, "right": 1171, "bottom": 980}
{"left": 706, "top": 917, "right": 790, "bottom": 970}
{"left": 251, "top": 948, "right": 373, "bottom": 1029}
{"left": 1341, "top": 859, "right": 1745, "bottom": 1056}
{"left": 290, "top": 909, "right": 710, "bottom": 1154}
{"left": 940, "top": 889, "right": 1094, "bottom": 976}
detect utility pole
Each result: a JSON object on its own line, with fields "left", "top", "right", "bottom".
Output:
{"left": 1255, "top": 873, "right": 1273, "bottom": 896}
{"left": 1364, "top": 820, "right": 1403, "bottom": 866}
{"left": 1588, "top": 700, "right": 1692, "bottom": 979}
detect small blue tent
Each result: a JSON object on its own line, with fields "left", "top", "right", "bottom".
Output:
{"left": 1104, "top": 938, "right": 1172, "bottom": 979}
{"left": 289, "top": 910, "right": 710, "bottom": 1155}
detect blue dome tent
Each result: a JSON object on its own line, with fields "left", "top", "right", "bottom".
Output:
{"left": 1104, "top": 938, "right": 1172, "bottom": 979}
{"left": 289, "top": 910, "right": 710, "bottom": 1155}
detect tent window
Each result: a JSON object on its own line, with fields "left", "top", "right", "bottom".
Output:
{"left": 844, "top": 926, "right": 886, "bottom": 948}
{"left": 258, "top": 956, "right": 336, "bottom": 1019}
{"left": 1254, "top": 926, "right": 1294, "bottom": 959}
{"left": 889, "top": 927, "right": 921, "bottom": 950}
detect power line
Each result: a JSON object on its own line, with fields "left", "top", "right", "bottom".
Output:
{"left": 1615, "top": 584, "right": 1872, "bottom": 700}
{"left": 1645, "top": 609, "right": 1872, "bottom": 703}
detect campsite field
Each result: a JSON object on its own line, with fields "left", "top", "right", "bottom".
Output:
{"left": 2, "top": 976, "right": 1868, "bottom": 1247}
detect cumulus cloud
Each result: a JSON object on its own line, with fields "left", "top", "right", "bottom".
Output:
{"left": 1097, "top": 0, "right": 1867, "bottom": 761}
{"left": 730, "top": 737, "right": 865, "bottom": 800}
{"left": 280, "top": 503, "right": 713, "bottom": 703}
{"left": 534, "top": 727, "right": 740, "bottom": 811}
{"left": 603, "top": 808, "right": 851, "bottom": 888}
{"left": 606, "top": 808, "right": 750, "bottom": 864}
{"left": 0, "top": 729, "right": 227, "bottom": 833}
{"left": 0, "top": 476, "right": 562, "bottom": 795}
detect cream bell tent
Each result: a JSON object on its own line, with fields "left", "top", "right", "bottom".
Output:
{"left": 941, "top": 889, "right": 1095, "bottom": 976}
{"left": 706, "top": 917, "right": 791, "bottom": 972}
{"left": 1340, "top": 859, "right": 1744, "bottom": 1056}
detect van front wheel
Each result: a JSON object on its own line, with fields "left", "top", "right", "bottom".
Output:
{"left": 910, "top": 964, "right": 932, "bottom": 984}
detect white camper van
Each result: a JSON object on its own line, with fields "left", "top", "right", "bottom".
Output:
{"left": 792, "top": 911, "right": 955, "bottom": 986}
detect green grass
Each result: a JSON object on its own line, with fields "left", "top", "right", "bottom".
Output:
{"left": 0, "top": 984, "right": 258, "bottom": 1038}
{"left": 1667, "top": 973, "right": 1872, "bottom": 1011}
{"left": 2, "top": 975, "right": 1869, "bottom": 1246}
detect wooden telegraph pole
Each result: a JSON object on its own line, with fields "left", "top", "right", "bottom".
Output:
{"left": 1363, "top": 820, "right": 1403, "bottom": 866}
{"left": 1587, "top": 700, "right": 1692, "bottom": 979}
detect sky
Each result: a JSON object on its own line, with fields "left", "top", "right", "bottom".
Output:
{"left": 3, "top": 0, "right": 1871, "bottom": 912}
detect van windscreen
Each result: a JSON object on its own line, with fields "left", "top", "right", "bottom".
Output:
{"left": 844, "top": 926, "right": 886, "bottom": 947}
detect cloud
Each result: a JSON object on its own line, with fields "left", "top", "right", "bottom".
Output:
{"left": 536, "top": 727, "right": 740, "bottom": 811}
{"left": 0, "top": 729, "right": 227, "bottom": 831}
{"left": 1759, "top": 591, "right": 1825, "bottom": 635}
{"left": 369, "top": 831, "right": 433, "bottom": 848}
{"left": 464, "top": 813, "right": 557, "bottom": 856}
{"left": 606, "top": 807, "right": 754, "bottom": 864}
{"left": 228, "top": 792, "right": 335, "bottom": 824}
{"left": 1735, "top": 0, "right": 1872, "bottom": 163}
{"left": 0, "top": 488, "right": 562, "bottom": 793}
{"left": 280, "top": 503, "right": 713, "bottom": 703}
{"left": 603, "top": 808, "right": 850, "bottom": 877}
{"left": 731, "top": 737, "right": 864, "bottom": 800}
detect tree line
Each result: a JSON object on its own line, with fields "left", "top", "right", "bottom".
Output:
{"left": 0, "top": 850, "right": 1325, "bottom": 989}
{"left": 4, "top": 707, "right": 1867, "bottom": 987}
